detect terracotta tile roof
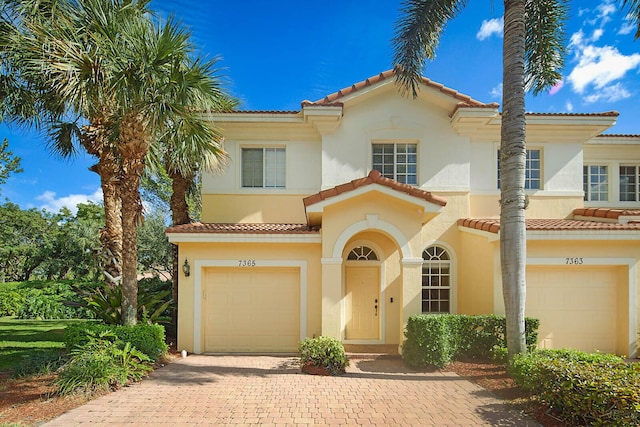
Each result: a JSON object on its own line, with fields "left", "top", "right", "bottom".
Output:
{"left": 458, "top": 218, "right": 640, "bottom": 233}
{"left": 573, "top": 208, "right": 640, "bottom": 219}
{"left": 302, "top": 70, "right": 493, "bottom": 108}
{"left": 525, "top": 111, "right": 619, "bottom": 117}
{"left": 303, "top": 170, "right": 447, "bottom": 207}
{"left": 165, "top": 223, "right": 320, "bottom": 234}
{"left": 596, "top": 133, "right": 640, "bottom": 138}
{"left": 222, "top": 110, "right": 300, "bottom": 114}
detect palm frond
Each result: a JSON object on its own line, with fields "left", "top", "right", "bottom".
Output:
{"left": 619, "top": 0, "right": 640, "bottom": 39}
{"left": 392, "top": 0, "right": 468, "bottom": 98}
{"left": 524, "top": 0, "right": 567, "bottom": 95}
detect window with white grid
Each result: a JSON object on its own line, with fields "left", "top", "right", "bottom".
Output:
{"left": 497, "top": 149, "right": 541, "bottom": 190}
{"left": 583, "top": 165, "right": 609, "bottom": 202}
{"left": 620, "top": 165, "right": 639, "bottom": 201}
{"left": 241, "top": 147, "right": 285, "bottom": 188}
{"left": 421, "top": 246, "right": 451, "bottom": 314}
{"left": 372, "top": 143, "right": 417, "bottom": 185}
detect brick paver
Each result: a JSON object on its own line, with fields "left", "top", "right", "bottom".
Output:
{"left": 44, "top": 355, "right": 540, "bottom": 426}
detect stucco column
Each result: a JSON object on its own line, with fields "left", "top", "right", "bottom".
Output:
{"left": 321, "top": 258, "right": 343, "bottom": 339}
{"left": 401, "top": 257, "right": 424, "bottom": 340}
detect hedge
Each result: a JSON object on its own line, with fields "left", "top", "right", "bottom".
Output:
{"left": 402, "top": 314, "right": 539, "bottom": 368}
{"left": 509, "top": 349, "right": 640, "bottom": 426}
{"left": 65, "top": 322, "right": 168, "bottom": 362}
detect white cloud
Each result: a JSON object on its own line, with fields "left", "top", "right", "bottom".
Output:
{"left": 567, "top": 44, "right": 640, "bottom": 94}
{"left": 618, "top": 16, "right": 636, "bottom": 35}
{"left": 490, "top": 83, "right": 503, "bottom": 99}
{"left": 591, "top": 28, "right": 604, "bottom": 42}
{"left": 583, "top": 82, "right": 631, "bottom": 103}
{"left": 36, "top": 188, "right": 103, "bottom": 214}
{"left": 476, "top": 17, "right": 503, "bottom": 41}
{"left": 565, "top": 101, "right": 574, "bottom": 112}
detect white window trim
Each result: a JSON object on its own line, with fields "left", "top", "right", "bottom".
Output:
{"left": 371, "top": 140, "right": 419, "bottom": 185}
{"left": 239, "top": 145, "right": 286, "bottom": 190}
{"left": 583, "top": 163, "right": 611, "bottom": 204}
{"left": 421, "top": 241, "right": 457, "bottom": 314}
{"left": 497, "top": 147, "right": 543, "bottom": 191}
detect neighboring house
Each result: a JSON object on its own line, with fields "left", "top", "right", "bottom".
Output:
{"left": 166, "top": 70, "right": 640, "bottom": 358}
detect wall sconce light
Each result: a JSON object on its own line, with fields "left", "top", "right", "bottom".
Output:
{"left": 182, "top": 258, "right": 191, "bottom": 277}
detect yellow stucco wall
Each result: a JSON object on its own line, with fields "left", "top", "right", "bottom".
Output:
{"left": 176, "top": 242, "right": 321, "bottom": 353}
{"left": 201, "top": 194, "right": 308, "bottom": 223}
{"left": 458, "top": 231, "right": 495, "bottom": 314}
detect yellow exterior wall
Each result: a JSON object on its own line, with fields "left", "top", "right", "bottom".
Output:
{"left": 201, "top": 194, "right": 308, "bottom": 223}
{"left": 458, "top": 232, "right": 495, "bottom": 314}
{"left": 176, "top": 242, "right": 321, "bottom": 353}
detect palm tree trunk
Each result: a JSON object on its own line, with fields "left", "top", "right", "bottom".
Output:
{"left": 501, "top": 0, "right": 528, "bottom": 358}
{"left": 119, "top": 115, "right": 149, "bottom": 326}
{"left": 82, "top": 124, "right": 123, "bottom": 290}
{"left": 168, "top": 168, "right": 194, "bottom": 330}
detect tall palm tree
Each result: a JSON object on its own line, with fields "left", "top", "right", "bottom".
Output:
{"left": 394, "top": 0, "right": 640, "bottom": 358}
{"left": 2, "top": 0, "right": 236, "bottom": 325}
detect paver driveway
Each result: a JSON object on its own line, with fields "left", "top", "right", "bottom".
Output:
{"left": 44, "top": 355, "right": 540, "bottom": 426}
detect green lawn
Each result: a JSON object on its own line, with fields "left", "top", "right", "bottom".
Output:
{"left": 0, "top": 317, "right": 84, "bottom": 372}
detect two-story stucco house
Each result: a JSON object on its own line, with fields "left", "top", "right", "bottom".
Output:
{"left": 166, "top": 70, "right": 640, "bottom": 358}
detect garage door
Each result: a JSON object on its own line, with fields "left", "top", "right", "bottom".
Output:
{"left": 526, "top": 266, "right": 621, "bottom": 354}
{"left": 203, "top": 267, "right": 300, "bottom": 353}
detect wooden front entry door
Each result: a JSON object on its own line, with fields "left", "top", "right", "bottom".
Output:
{"left": 345, "top": 266, "right": 380, "bottom": 340}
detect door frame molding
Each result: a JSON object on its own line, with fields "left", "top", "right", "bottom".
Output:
{"left": 193, "top": 259, "right": 308, "bottom": 354}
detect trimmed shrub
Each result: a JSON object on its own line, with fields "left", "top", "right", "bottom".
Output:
{"left": 65, "top": 322, "right": 168, "bottom": 362}
{"left": 402, "top": 315, "right": 454, "bottom": 368}
{"left": 402, "top": 314, "right": 539, "bottom": 368}
{"left": 299, "top": 336, "right": 349, "bottom": 376}
{"left": 509, "top": 349, "right": 639, "bottom": 426}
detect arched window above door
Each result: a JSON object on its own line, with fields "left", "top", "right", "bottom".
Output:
{"left": 347, "top": 245, "right": 379, "bottom": 261}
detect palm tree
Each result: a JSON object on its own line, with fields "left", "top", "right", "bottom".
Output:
{"left": 394, "top": 0, "right": 640, "bottom": 358}
{"left": 1, "top": 0, "right": 236, "bottom": 325}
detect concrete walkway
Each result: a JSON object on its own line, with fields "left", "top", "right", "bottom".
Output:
{"left": 44, "top": 355, "right": 540, "bottom": 426}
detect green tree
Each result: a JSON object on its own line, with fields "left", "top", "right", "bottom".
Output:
{"left": 0, "top": 202, "right": 53, "bottom": 281}
{"left": 2, "top": 0, "right": 235, "bottom": 325}
{"left": 393, "top": 0, "right": 640, "bottom": 358}
{"left": 0, "top": 138, "right": 22, "bottom": 194}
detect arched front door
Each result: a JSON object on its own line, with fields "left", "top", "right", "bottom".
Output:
{"left": 345, "top": 245, "right": 380, "bottom": 340}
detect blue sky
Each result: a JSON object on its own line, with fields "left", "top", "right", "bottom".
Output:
{"left": 2, "top": 0, "right": 639, "bottom": 213}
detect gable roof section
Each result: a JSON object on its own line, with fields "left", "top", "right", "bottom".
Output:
{"left": 301, "top": 69, "right": 497, "bottom": 110}
{"left": 303, "top": 170, "right": 447, "bottom": 209}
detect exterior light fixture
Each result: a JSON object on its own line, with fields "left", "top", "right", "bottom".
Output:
{"left": 182, "top": 258, "right": 191, "bottom": 277}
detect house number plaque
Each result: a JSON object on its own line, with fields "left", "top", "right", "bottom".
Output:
{"left": 238, "top": 259, "right": 257, "bottom": 267}
{"left": 565, "top": 257, "right": 584, "bottom": 265}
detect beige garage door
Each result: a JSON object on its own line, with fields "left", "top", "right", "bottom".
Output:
{"left": 203, "top": 267, "right": 300, "bottom": 353}
{"left": 526, "top": 266, "right": 621, "bottom": 354}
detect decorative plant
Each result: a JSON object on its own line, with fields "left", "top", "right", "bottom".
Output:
{"left": 298, "top": 336, "right": 349, "bottom": 376}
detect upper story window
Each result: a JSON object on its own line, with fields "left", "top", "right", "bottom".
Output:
{"left": 583, "top": 165, "right": 609, "bottom": 201}
{"left": 241, "top": 147, "right": 285, "bottom": 188}
{"left": 497, "top": 149, "right": 541, "bottom": 190}
{"left": 619, "top": 165, "right": 639, "bottom": 201}
{"left": 421, "top": 245, "right": 451, "bottom": 314}
{"left": 372, "top": 143, "right": 417, "bottom": 185}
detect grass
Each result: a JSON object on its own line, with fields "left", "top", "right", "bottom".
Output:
{"left": 0, "top": 317, "right": 85, "bottom": 373}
